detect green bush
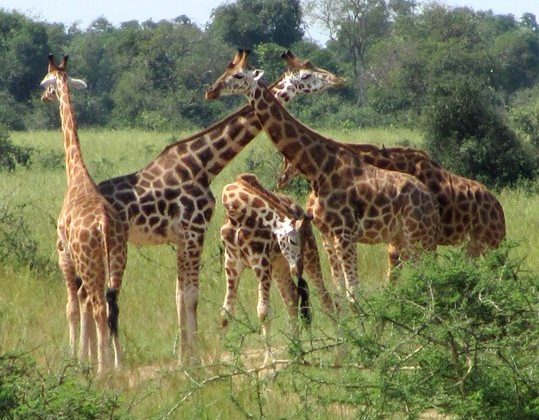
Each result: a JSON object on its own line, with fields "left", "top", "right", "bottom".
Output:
{"left": 0, "top": 353, "right": 127, "bottom": 419}
{"left": 422, "top": 74, "right": 538, "bottom": 187}
{"left": 509, "top": 85, "right": 539, "bottom": 146}
{"left": 365, "top": 245, "right": 539, "bottom": 418}
{"left": 0, "top": 130, "right": 32, "bottom": 172}
{"left": 0, "top": 200, "right": 54, "bottom": 273}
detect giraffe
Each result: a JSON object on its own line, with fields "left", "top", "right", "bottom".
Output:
{"left": 205, "top": 50, "right": 440, "bottom": 301}
{"left": 220, "top": 173, "right": 315, "bottom": 365}
{"left": 277, "top": 143, "right": 506, "bottom": 256}
{"left": 40, "top": 55, "right": 127, "bottom": 376}
{"left": 95, "top": 50, "right": 345, "bottom": 366}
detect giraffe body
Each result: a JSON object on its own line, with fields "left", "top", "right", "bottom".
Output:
{"left": 221, "top": 174, "right": 318, "bottom": 364}
{"left": 206, "top": 51, "right": 440, "bottom": 299}
{"left": 95, "top": 51, "right": 344, "bottom": 365}
{"left": 279, "top": 144, "right": 505, "bottom": 256}
{"left": 40, "top": 55, "right": 127, "bottom": 376}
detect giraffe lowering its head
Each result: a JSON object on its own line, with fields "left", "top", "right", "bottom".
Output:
{"left": 220, "top": 173, "right": 314, "bottom": 365}
{"left": 40, "top": 54, "right": 127, "bottom": 377}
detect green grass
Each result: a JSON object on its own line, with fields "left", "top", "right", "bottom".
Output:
{"left": 1, "top": 128, "right": 537, "bottom": 418}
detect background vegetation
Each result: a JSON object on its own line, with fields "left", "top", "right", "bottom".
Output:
{"left": 0, "top": 0, "right": 539, "bottom": 185}
{"left": 1, "top": 0, "right": 538, "bottom": 418}
{"left": 1, "top": 129, "right": 538, "bottom": 418}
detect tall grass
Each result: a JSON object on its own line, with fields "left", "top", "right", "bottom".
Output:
{"left": 1, "top": 128, "right": 537, "bottom": 418}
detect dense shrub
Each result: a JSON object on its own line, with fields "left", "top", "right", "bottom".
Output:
{"left": 0, "top": 129, "right": 32, "bottom": 172}
{"left": 509, "top": 85, "right": 539, "bottom": 146}
{"left": 365, "top": 245, "right": 539, "bottom": 418}
{"left": 0, "top": 353, "right": 126, "bottom": 419}
{"left": 0, "top": 200, "right": 54, "bottom": 273}
{"left": 422, "top": 74, "right": 538, "bottom": 187}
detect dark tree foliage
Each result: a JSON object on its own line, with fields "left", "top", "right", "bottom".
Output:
{"left": 209, "top": 0, "right": 304, "bottom": 48}
{"left": 423, "top": 73, "right": 538, "bottom": 187}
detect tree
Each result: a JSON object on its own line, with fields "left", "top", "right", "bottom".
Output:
{"left": 209, "top": 0, "right": 304, "bottom": 48}
{"left": 423, "top": 72, "right": 537, "bottom": 187}
{"left": 306, "top": 0, "right": 390, "bottom": 99}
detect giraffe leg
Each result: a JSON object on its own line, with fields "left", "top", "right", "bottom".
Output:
{"left": 303, "top": 236, "right": 337, "bottom": 316}
{"left": 92, "top": 291, "right": 112, "bottom": 377}
{"left": 271, "top": 257, "right": 299, "bottom": 336}
{"left": 58, "top": 247, "right": 80, "bottom": 359}
{"left": 221, "top": 246, "right": 245, "bottom": 330}
{"left": 333, "top": 236, "right": 359, "bottom": 303}
{"left": 176, "top": 233, "right": 203, "bottom": 367}
{"left": 387, "top": 243, "right": 401, "bottom": 284}
{"left": 107, "top": 240, "right": 127, "bottom": 370}
{"left": 77, "top": 284, "right": 95, "bottom": 365}
{"left": 253, "top": 263, "right": 274, "bottom": 367}
{"left": 321, "top": 235, "right": 346, "bottom": 300}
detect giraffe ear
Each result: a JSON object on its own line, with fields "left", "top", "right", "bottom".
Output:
{"left": 252, "top": 69, "right": 265, "bottom": 81}
{"left": 68, "top": 77, "right": 88, "bottom": 90}
{"left": 40, "top": 74, "right": 57, "bottom": 88}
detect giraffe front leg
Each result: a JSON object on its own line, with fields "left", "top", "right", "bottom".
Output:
{"left": 77, "top": 284, "right": 96, "bottom": 365}
{"left": 176, "top": 233, "right": 203, "bottom": 367}
{"left": 92, "top": 291, "right": 113, "bottom": 378}
{"left": 221, "top": 246, "right": 245, "bottom": 330}
{"left": 387, "top": 242, "right": 401, "bottom": 284}
{"left": 333, "top": 236, "right": 359, "bottom": 304}
{"left": 271, "top": 257, "right": 299, "bottom": 336}
{"left": 58, "top": 246, "right": 80, "bottom": 359}
{"left": 303, "top": 236, "right": 337, "bottom": 316}
{"left": 321, "top": 234, "right": 347, "bottom": 309}
{"left": 254, "top": 264, "right": 274, "bottom": 367}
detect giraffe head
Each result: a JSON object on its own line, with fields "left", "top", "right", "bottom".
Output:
{"left": 40, "top": 54, "right": 87, "bottom": 102}
{"left": 270, "top": 215, "right": 312, "bottom": 278}
{"left": 205, "top": 49, "right": 262, "bottom": 100}
{"left": 274, "top": 50, "right": 346, "bottom": 103}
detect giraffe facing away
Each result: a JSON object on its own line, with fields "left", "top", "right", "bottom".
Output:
{"left": 220, "top": 173, "right": 316, "bottom": 365}
{"left": 277, "top": 144, "right": 505, "bottom": 256}
{"left": 40, "top": 55, "right": 127, "bottom": 376}
{"left": 205, "top": 50, "right": 440, "bottom": 301}
{"left": 95, "top": 50, "right": 345, "bottom": 366}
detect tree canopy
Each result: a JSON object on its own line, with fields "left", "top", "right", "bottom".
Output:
{"left": 0, "top": 1, "right": 538, "bottom": 186}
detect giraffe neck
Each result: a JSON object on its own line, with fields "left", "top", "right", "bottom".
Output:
{"left": 248, "top": 82, "right": 340, "bottom": 184}
{"left": 156, "top": 84, "right": 298, "bottom": 186}
{"left": 55, "top": 73, "right": 91, "bottom": 186}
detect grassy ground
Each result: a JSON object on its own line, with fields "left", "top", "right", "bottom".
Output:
{"left": 1, "top": 128, "right": 537, "bottom": 418}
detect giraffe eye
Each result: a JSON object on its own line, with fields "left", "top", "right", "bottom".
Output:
{"left": 301, "top": 73, "right": 311, "bottom": 80}
{"left": 233, "top": 74, "right": 244, "bottom": 80}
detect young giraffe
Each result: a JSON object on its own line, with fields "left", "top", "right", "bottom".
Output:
{"left": 220, "top": 173, "right": 314, "bottom": 365}
{"left": 40, "top": 55, "right": 127, "bottom": 376}
{"left": 95, "top": 50, "right": 345, "bottom": 365}
{"left": 278, "top": 144, "right": 505, "bottom": 256}
{"left": 206, "top": 50, "right": 440, "bottom": 301}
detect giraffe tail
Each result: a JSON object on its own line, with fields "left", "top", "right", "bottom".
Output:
{"left": 101, "top": 214, "right": 119, "bottom": 338}
{"left": 297, "top": 275, "right": 311, "bottom": 325}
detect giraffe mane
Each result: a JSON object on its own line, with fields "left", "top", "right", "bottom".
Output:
{"left": 235, "top": 173, "right": 305, "bottom": 221}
